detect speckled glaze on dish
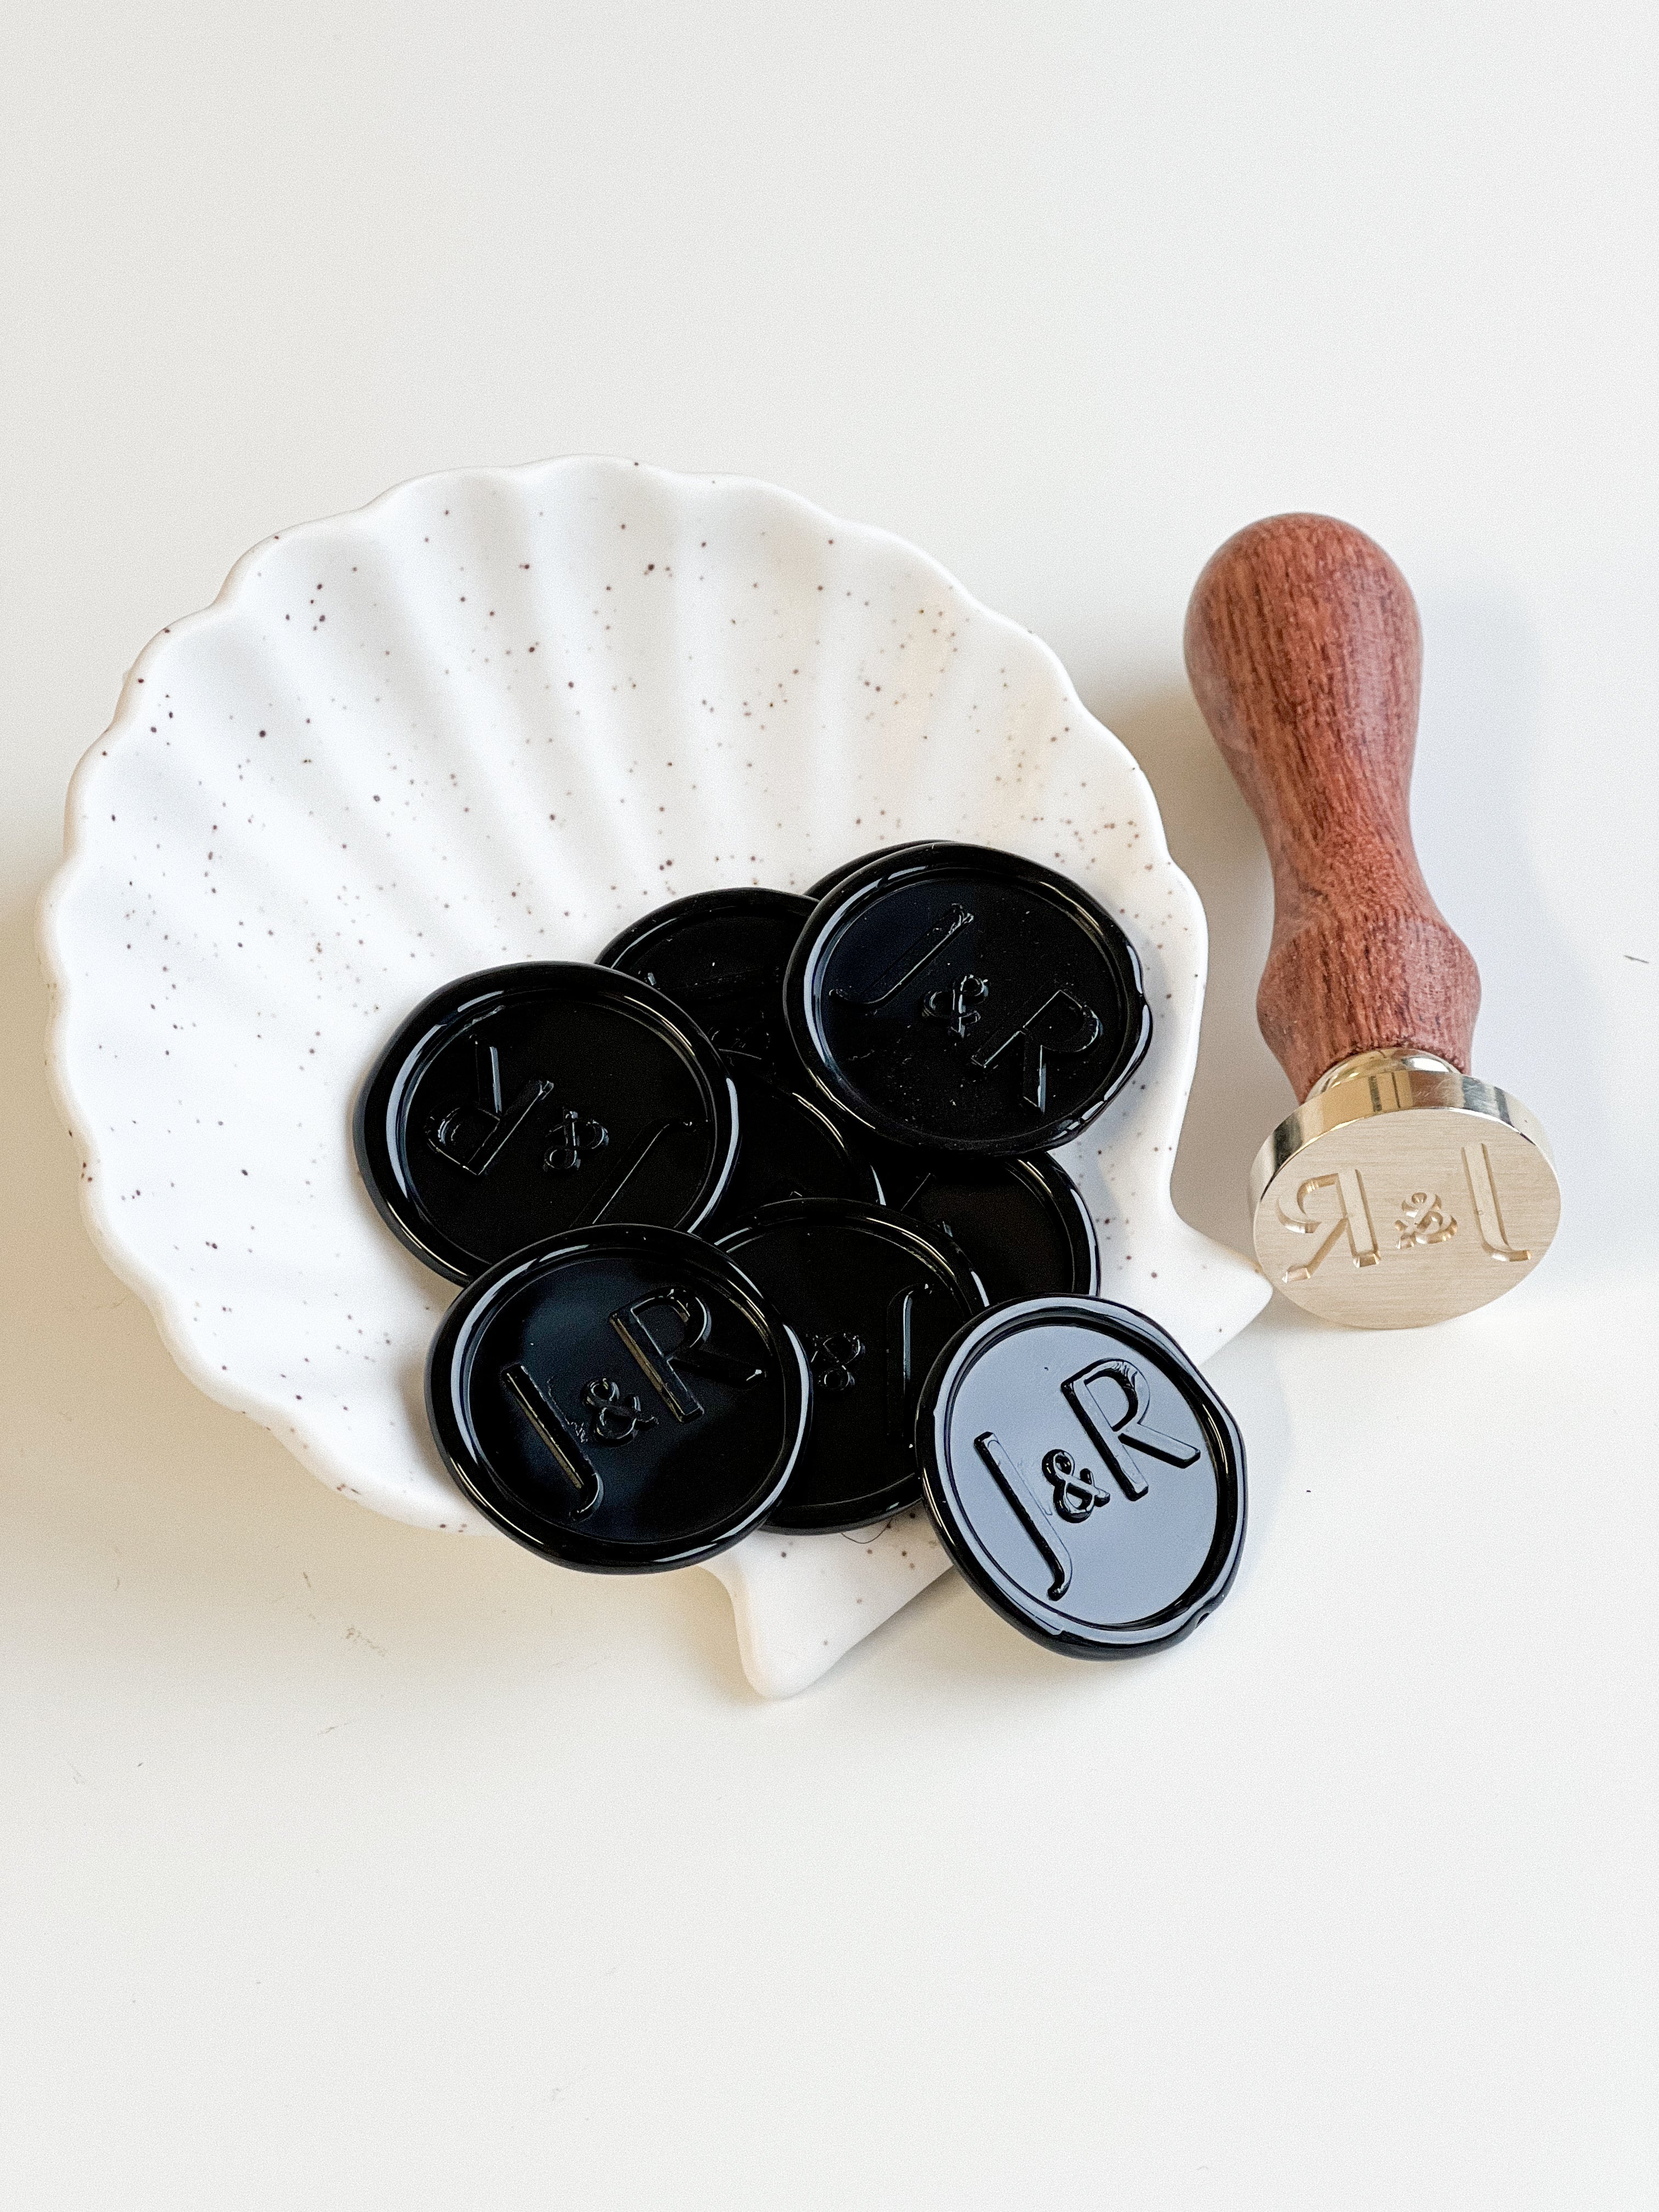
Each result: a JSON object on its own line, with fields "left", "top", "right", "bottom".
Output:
{"left": 39, "top": 458, "right": 1267, "bottom": 1696}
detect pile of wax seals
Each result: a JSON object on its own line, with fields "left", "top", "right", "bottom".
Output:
{"left": 355, "top": 842, "right": 1245, "bottom": 1658}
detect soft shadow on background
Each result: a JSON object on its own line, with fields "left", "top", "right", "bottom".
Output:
{"left": 1082, "top": 679, "right": 1288, "bottom": 1261}
{"left": 1412, "top": 589, "right": 1615, "bottom": 1266}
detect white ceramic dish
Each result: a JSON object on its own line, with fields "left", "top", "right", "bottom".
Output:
{"left": 40, "top": 458, "right": 1267, "bottom": 1695}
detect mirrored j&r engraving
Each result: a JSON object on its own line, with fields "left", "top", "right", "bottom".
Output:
{"left": 1463, "top": 1142, "right": 1532, "bottom": 1261}
{"left": 543, "top": 1108, "right": 609, "bottom": 1173}
{"left": 1395, "top": 1190, "right": 1455, "bottom": 1248}
{"left": 1276, "top": 1166, "right": 1381, "bottom": 1281}
{"left": 428, "top": 1037, "right": 555, "bottom": 1175}
{"left": 1273, "top": 1150, "right": 1532, "bottom": 1288}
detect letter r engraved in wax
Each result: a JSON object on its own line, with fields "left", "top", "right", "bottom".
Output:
{"left": 970, "top": 988, "right": 1102, "bottom": 1112}
{"left": 610, "top": 1289, "right": 765, "bottom": 1422}
{"left": 1062, "top": 1357, "right": 1199, "bottom": 1501}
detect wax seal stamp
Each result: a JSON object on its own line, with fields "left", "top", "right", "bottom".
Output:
{"left": 1184, "top": 514, "right": 1561, "bottom": 1327}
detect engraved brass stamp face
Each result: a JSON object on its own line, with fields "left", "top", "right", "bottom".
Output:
{"left": 1250, "top": 1065, "right": 1559, "bottom": 1328}
{"left": 1395, "top": 1190, "right": 1455, "bottom": 1249}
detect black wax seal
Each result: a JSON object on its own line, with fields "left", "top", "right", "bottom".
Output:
{"left": 916, "top": 1298, "right": 1245, "bottom": 1657}
{"left": 804, "top": 842, "right": 933, "bottom": 900}
{"left": 784, "top": 843, "right": 1152, "bottom": 1155}
{"left": 427, "top": 1224, "right": 809, "bottom": 1570}
{"left": 598, "top": 888, "right": 814, "bottom": 1071}
{"left": 355, "top": 963, "right": 738, "bottom": 1283}
{"left": 707, "top": 1056, "right": 884, "bottom": 1225}
{"left": 715, "top": 1198, "right": 986, "bottom": 1532}
{"left": 877, "top": 1151, "right": 1099, "bottom": 1304}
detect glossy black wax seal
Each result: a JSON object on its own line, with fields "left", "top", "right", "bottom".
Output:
{"left": 784, "top": 843, "right": 1152, "bottom": 1155}
{"left": 715, "top": 1198, "right": 987, "bottom": 1532}
{"left": 427, "top": 1225, "right": 809, "bottom": 1570}
{"left": 598, "top": 888, "right": 813, "bottom": 1071}
{"left": 355, "top": 963, "right": 738, "bottom": 1283}
{"left": 804, "top": 842, "right": 933, "bottom": 900}
{"left": 877, "top": 1151, "right": 1099, "bottom": 1305}
{"left": 708, "top": 1055, "right": 884, "bottom": 1226}
{"left": 916, "top": 1299, "right": 1245, "bottom": 1657}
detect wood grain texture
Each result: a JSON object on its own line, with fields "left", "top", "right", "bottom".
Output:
{"left": 1183, "top": 512, "right": 1480, "bottom": 1101}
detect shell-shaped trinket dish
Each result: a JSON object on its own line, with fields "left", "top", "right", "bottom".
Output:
{"left": 41, "top": 458, "right": 1268, "bottom": 1696}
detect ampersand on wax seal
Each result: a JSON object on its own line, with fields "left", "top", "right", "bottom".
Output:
{"left": 1040, "top": 1447, "right": 1113, "bottom": 1522}
{"left": 580, "top": 1376, "right": 657, "bottom": 1441}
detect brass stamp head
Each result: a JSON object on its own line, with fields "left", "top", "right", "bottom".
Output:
{"left": 1248, "top": 1052, "right": 1560, "bottom": 1329}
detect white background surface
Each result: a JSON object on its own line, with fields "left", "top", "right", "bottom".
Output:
{"left": 3, "top": 4, "right": 1655, "bottom": 2204}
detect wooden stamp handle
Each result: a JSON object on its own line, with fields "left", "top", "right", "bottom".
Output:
{"left": 1183, "top": 512, "right": 1480, "bottom": 1102}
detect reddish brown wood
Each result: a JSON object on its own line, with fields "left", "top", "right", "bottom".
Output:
{"left": 1183, "top": 512, "right": 1480, "bottom": 1101}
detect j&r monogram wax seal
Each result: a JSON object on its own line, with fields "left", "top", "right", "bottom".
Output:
{"left": 355, "top": 963, "right": 739, "bottom": 1282}
{"left": 427, "top": 1224, "right": 809, "bottom": 1570}
{"left": 916, "top": 1297, "right": 1246, "bottom": 1656}
{"left": 1184, "top": 515, "right": 1560, "bottom": 1328}
{"left": 783, "top": 843, "right": 1152, "bottom": 1156}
